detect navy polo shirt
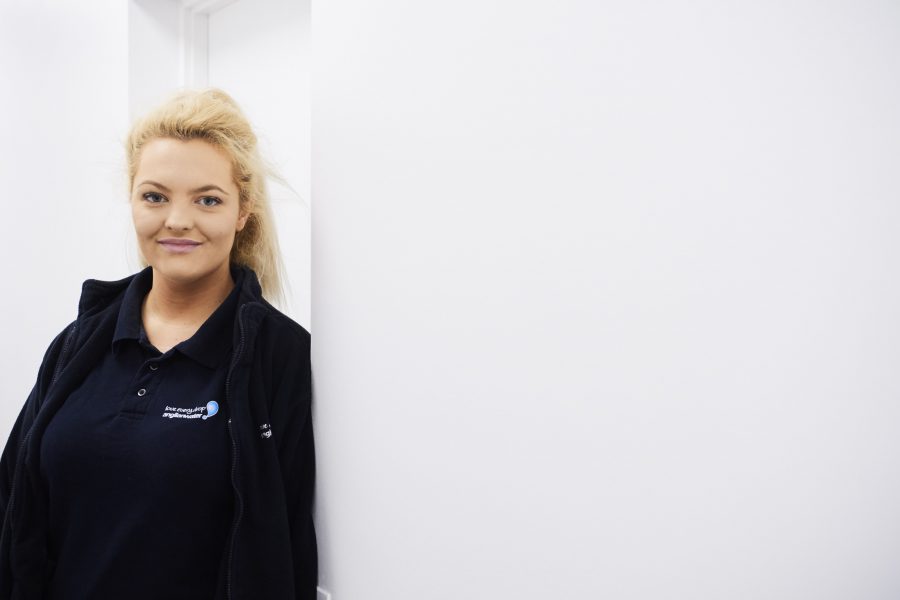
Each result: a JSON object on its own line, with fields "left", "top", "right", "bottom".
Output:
{"left": 40, "top": 264, "right": 241, "bottom": 599}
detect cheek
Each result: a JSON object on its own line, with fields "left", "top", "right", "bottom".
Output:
{"left": 131, "top": 204, "right": 168, "bottom": 242}
{"left": 210, "top": 213, "right": 242, "bottom": 239}
{"left": 131, "top": 210, "right": 158, "bottom": 236}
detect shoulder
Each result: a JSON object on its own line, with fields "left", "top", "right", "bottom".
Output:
{"left": 248, "top": 301, "right": 311, "bottom": 414}
{"left": 44, "top": 319, "right": 79, "bottom": 371}
{"left": 252, "top": 299, "right": 310, "bottom": 363}
{"left": 25, "top": 319, "right": 79, "bottom": 413}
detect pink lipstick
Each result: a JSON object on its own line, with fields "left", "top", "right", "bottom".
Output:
{"left": 158, "top": 239, "right": 201, "bottom": 254}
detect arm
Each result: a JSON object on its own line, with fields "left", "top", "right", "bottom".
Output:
{"left": 0, "top": 322, "right": 74, "bottom": 520}
{"left": 270, "top": 328, "right": 317, "bottom": 599}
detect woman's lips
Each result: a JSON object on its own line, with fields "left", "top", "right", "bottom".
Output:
{"left": 158, "top": 240, "right": 201, "bottom": 254}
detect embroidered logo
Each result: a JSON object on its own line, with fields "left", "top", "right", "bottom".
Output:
{"left": 259, "top": 423, "right": 272, "bottom": 439}
{"left": 161, "top": 401, "right": 219, "bottom": 420}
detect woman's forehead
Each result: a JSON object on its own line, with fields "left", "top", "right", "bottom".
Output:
{"left": 135, "top": 138, "right": 236, "bottom": 185}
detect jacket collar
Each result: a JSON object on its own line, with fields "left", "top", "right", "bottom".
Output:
{"left": 77, "top": 262, "right": 266, "bottom": 326}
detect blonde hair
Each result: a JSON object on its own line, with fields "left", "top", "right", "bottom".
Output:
{"left": 124, "top": 87, "right": 287, "bottom": 308}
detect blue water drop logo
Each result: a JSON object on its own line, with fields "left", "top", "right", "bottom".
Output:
{"left": 202, "top": 401, "right": 219, "bottom": 420}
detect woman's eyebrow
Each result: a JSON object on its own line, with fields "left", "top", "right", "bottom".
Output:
{"left": 138, "top": 180, "right": 230, "bottom": 196}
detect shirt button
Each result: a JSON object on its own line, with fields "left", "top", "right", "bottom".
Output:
{"left": 149, "top": 364, "right": 159, "bottom": 371}
{"left": 137, "top": 388, "right": 147, "bottom": 396}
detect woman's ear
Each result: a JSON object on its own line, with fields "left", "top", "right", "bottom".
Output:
{"left": 236, "top": 202, "right": 253, "bottom": 232}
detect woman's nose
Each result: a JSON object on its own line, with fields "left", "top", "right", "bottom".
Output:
{"left": 164, "top": 202, "right": 193, "bottom": 231}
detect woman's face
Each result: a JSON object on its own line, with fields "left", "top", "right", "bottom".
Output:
{"left": 131, "top": 138, "right": 248, "bottom": 286}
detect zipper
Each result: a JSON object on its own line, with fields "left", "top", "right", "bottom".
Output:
{"left": 225, "top": 304, "right": 249, "bottom": 600}
{"left": 2, "top": 321, "right": 78, "bottom": 542}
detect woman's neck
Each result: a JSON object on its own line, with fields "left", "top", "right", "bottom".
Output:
{"left": 142, "top": 263, "right": 235, "bottom": 328}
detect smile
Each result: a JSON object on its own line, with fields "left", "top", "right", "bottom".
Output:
{"left": 158, "top": 240, "right": 202, "bottom": 254}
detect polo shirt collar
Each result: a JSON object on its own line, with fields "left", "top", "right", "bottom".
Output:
{"left": 112, "top": 264, "right": 244, "bottom": 369}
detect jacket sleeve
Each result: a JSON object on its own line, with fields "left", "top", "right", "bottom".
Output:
{"left": 0, "top": 322, "right": 74, "bottom": 524}
{"left": 270, "top": 327, "right": 317, "bottom": 599}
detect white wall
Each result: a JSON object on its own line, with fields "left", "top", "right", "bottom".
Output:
{"left": 312, "top": 1, "right": 900, "bottom": 598}
{"left": 0, "top": 0, "right": 131, "bottom": 437}
{"left": 128, "top": 0, "right": 181, "bottom": 120}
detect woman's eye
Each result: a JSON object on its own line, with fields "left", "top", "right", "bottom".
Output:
{"left": 143, "top": 192, "right": 166, "bottom": 203}
{"left": 199, "top": 196, "right": 222, "bottom": 207}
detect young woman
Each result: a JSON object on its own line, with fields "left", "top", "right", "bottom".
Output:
{"left": 0, "top": 88, "right": 316, "bottom": 599}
